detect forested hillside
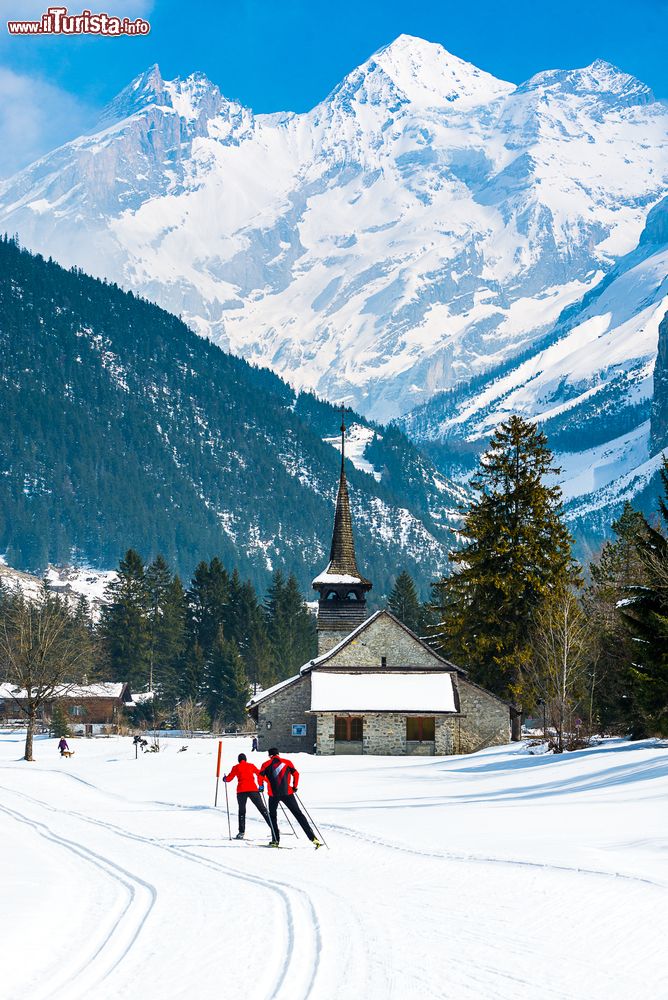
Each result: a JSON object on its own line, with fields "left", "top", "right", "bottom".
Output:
{"left": 0, "top": 237, "right": 461, "bottom": 595}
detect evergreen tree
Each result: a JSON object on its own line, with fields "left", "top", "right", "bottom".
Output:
{"left": 146, "top": 555, "right": 187, "bottom": 706}
{"left": 283, "top": 573, "right": 317, "bottom": 672}
{"left": 99, "top": 549, "right": 151, "bottom": 691}
{"left": 50, "top": 701, "right": 71, "bottom": 739}
{"left": 432, "top": 416, "right": 578, "bottom": 734}
{"left": 388, "top": 570, "right": 430, "bottom": 636}
{"left": 204, "top": 635, "right": 249, "bottom": 726}
{"left": 264, "top": 571, "right": 317, "bottom": 682}
{"left": 187, "top": 558, "right": 231, "bottom": 660}
{"left": 621, "top": 458, "right": 668, "bottom": 736}
{"left": 72, "top": 594, "right": 94, "bottom": 635}
{"left": 227, "top": 571, "right": 272, "bottom": 691}
{"left": 584, "top": 502, "right": 649, "bottom": 732}
{"left": 179, "top": 640, "right": 206, "bottom": 702}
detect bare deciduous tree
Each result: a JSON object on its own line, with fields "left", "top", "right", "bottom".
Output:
{"left": 527, "top": 590, "right": 592, "bottom": 752}
{"left": 176, "top": 697, "right": 210, "bottom": 737}
{"left": 0, "top": 587, "right": 91, "bottom": 760}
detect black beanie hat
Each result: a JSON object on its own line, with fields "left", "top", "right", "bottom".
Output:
{"left": 268, "top": 747, "right": 279, "bottom": 756}
{"left": 238, "top": 753, "right": 247, "bottom": 762}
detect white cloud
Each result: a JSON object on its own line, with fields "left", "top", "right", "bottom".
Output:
{"left": 0, "top": 68, "right": 94, "bottom": 177}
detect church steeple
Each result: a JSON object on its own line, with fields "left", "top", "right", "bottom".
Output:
{"left": 313, "top": 409, "right": 372, "bottom": 654}
{"left": 326, "top": 411, "right": 372, "bottom": 585}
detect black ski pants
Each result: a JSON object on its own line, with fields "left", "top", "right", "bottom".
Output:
{"left": 237, "top": 791, "right": 273, "bottom": 836}
{"left": 268, "top": 793, "right": 314, "bottom": 844}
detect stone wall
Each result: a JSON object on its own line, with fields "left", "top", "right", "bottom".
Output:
{"left": 435, "top": 718, "right": 457, "bottom": 755}
{"left": 325, "top": 612, "right": 445, "bottom": 668}
{"left": 314, "top": 712, "right": 458, "bottom": 755}
{"left": 316, "top": 627, "right": 350, "bottom": 656}
{"left": 316, "top": 713, "right": 336, "bottom": 754}
{"left": 362, "top": 713, "right": 406, "bottom": 754}
{"left": 456, "top": 678, "right": 509, "bottom": 752}
{"left": 255, "top": 675, "right": 315, "bottom": 754}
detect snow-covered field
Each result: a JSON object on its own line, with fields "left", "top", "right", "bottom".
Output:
{"left": 0, "top": 734, "right": 666, "bottom": 1000}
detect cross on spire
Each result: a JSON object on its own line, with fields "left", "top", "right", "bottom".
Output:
{"left": 340, "top": 404, "right": 346, "bottom": 467}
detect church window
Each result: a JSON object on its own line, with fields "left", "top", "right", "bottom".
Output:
{"left": 346, "top": 591, "right": 359, "bottom": 600}
{"left": 406, "top": 717, "right": 435, "bottom": 741}
{"left": 326, "top": 591, "right": 339, "bottom": 601}
{"left": 381, "top": 656, "right": 387, "bottom": 667}
{"left": 335, "top": 716, "right": 363, "bottom": 741}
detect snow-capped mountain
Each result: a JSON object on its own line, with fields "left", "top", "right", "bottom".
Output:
{"left": 0, "top": 35, "right": 665, "bottom": 425}
{"left": 401, "top": 195, "right": 668, "bottom": 537}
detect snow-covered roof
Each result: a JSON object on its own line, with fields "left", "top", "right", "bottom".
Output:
{"left": 310, "top": 672, "right": 457, "bottom": 713}
{"left": 130, "top": 691, "right": 155, "bottom": 705}
{"left": 311, "top": 571, "right": 364, "bottom": 586}
{"left": 0, "top": 682, "right": 127, "bottom": 700}
{"left": 247, "top": 674, "right": 300, "bottom": 707}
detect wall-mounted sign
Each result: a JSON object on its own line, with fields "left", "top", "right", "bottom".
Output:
{"left": 291, "top": 724, "right": 307, "bottom": 737}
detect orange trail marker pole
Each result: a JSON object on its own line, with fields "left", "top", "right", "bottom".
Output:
{"left": 214, "top": 740, "right": 223, "bottom": 807}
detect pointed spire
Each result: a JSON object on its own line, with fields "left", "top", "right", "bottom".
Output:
{"left": 313, "top": 407, "right": 371, "bottom": 589}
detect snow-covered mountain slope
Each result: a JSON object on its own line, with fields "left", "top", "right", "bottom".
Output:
{"left": 323, "top": 423, "right": 382, "bottom": 481}
{"left": 401, "top": 196, "right": 668, "bottom": 534}
{"left": 0, "top": 559, "right": 114, "bottom": 617}
{"left": 0, "top": 35, "right": 666, "bottom": 423}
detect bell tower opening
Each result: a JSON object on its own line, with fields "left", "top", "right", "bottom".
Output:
{"left": 312, "top": 408, "right": 372, "bottom": 655}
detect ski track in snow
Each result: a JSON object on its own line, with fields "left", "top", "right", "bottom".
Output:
{"left": 1, "top": 736, "right": 666, "bottom": 1000}
{"left": 0, "top": 782, "right": 322, "bottom": 1000}
{"left": 322, "top": 821, "right": 667, "bottom": 891}
{"left": 0, "top": 799, "right": 157, "bottom": 1000}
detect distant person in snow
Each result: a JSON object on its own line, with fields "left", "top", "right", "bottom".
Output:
{"left": 57, "top": 737, "right": 71, "bottom": 757}
{"left": 223, "top": 753, "right": 273, "bottom": 840}
{"left": 251, "top": 736, "right": 258, "bottom": 752}
{"left": 259, "top": 748, "right": 322, "bottom": 849}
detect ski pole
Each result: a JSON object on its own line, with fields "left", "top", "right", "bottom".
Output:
{"left": 295, "top": 793, "right": 329, "bottom": 848}
{"left": 280, "top": 802, "right": 298, "bottom": 837}
{"left": 224, "top": 779, "right": 232, "bottom": 841}
{"left": 214, "top": 740, "right": 223, "bottom": 807}
{"left": 261, "top": 790, "right": 295, "bottom": 838}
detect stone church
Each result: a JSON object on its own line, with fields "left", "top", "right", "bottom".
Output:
{"left": 248, "top": 421, "right": 509, "bottom": 755}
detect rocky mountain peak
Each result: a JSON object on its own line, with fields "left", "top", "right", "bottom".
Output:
{"left": 519, "top": 59, "right": 654, "bottom": 108}
{"left": 95, "top": 64, "right": 166, "bottom": 130}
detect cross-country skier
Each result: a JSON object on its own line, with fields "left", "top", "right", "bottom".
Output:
{"left": 223, "top": 753, "right": 274, "bottom": 840}
{"left": 260, "top": 748, "right": 322, "bottom": 849}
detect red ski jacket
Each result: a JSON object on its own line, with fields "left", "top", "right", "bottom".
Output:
{"left": 259, "top": 756, "right": 300, "bottom": 798}
{"left": 223, "top": 761, "right": 264, "bottom": 794}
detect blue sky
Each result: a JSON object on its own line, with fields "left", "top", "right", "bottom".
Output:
{"left": 1, "top": 0, "right": 666, "bottom": 175}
